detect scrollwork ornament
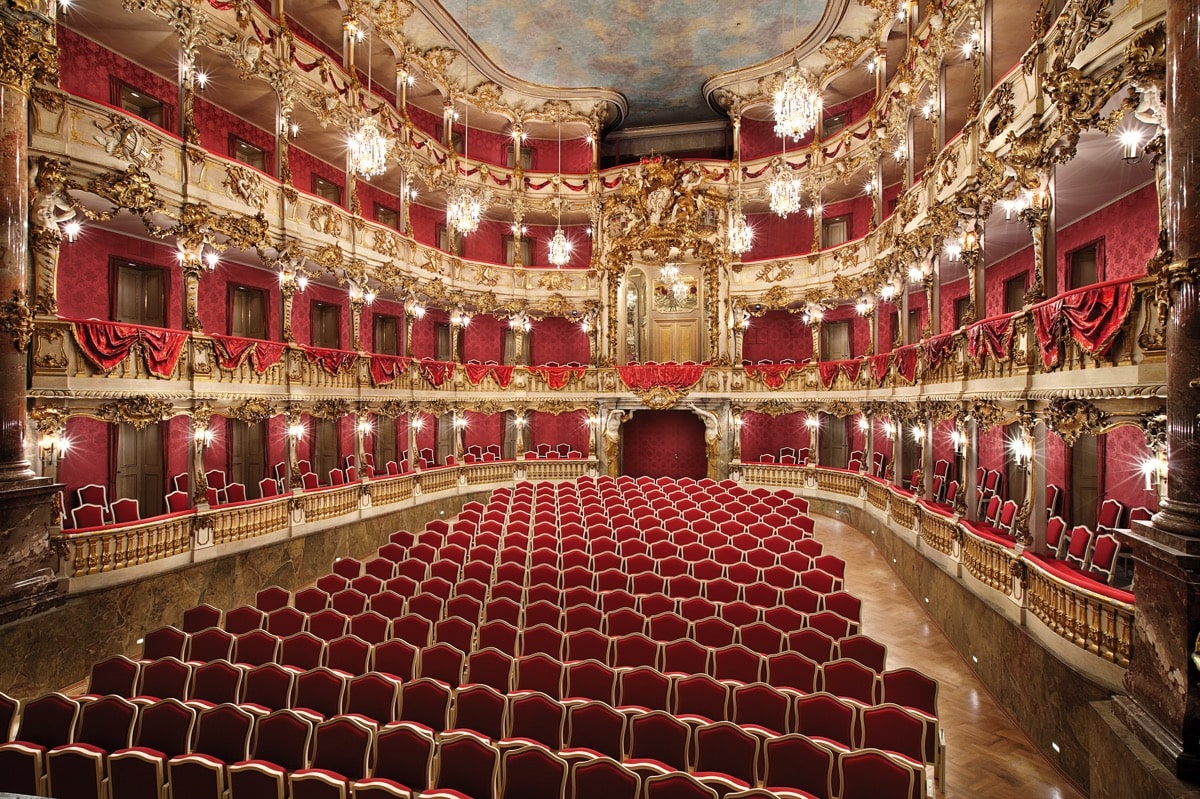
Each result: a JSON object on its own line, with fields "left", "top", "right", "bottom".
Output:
{"left": 98, "top": 396, "right": 173, "bottom": 430}
{"left": 1045, "top": 397, "right": 1109, "bottom": 445}
{"left": 0, "top": 290, "right": 33, "bottom": 351}
{"left": 230, "top": 398, "right": 278, "bottom": 425}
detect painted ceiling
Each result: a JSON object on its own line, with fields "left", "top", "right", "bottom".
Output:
{"left": 435, "top": 0, "right": 831, "bottom": 128}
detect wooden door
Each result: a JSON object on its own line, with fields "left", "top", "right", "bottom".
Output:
{"left": 314, "top": 420, "right": 339, "bottom": 484}
{"left": 1070, "top": 244, "right": 1099, "bottom": 289}
{"left": 651, "top": 319, "right": 699, "bottom": 363}
{"left": 114, "top": 263, "right": 165, "bottom": 326}
{"left": 229, "top": 421, "right": 266, "bottom": 496}
{"left": 229, "top": 286, "right": 266, "bottom": 339}
{"left": 1070, "top": 435, "right": 1099, "bottom": 527}
{"left": 116, "top": 423, "right": 163, "bottom": 516}
{"left": 822, "top": 322, "right": 851, "bottom": 360}
{"left": 375, "top": 416, "right": 397, "bottom": 467}
{"left": 435, "top": 323, "right": 452, "bottom": 361}
{"left": 820, "top": 417, "right": 848, "bottom": 467}
{"left": 311, "top": 303, "right": 341, "bottom": 348}
{"left": 437, "top": 414, "right": 455, "bottom": 463}
{"left": 373, "top": 315, "right": 399, "bottom": 355}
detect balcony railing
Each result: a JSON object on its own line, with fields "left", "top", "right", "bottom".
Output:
{"left": 741, "top": 462, "right": 1134, "bottom": 668}
{"left": 50, "top": 459, "right": 597, "bottom": 584}
{"left": 31, "top": 276, "right": 1163, "bottom": 406}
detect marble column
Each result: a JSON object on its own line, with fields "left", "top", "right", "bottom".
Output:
{"left": 0, "top": 6, "right": 62, "bottom": 622}
{"left": 1115, "top": 0, "right": 1200, "bottom": 778}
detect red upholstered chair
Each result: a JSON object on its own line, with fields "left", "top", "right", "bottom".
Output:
{"left": 733, "top": 681, "right": 792, "bottom": 737}
{"left": 739, "top": 622, "right": 785, "bottom": 656}
{"left": 705, "top": 578, "right": 743, "bottom": 605}
{"left": 565, "top": 701, "right": 628, "bottom": 761}
{"left": 647, "top": 611, "right": 691, "bottom": 643}
{"left": 165, "top": 490, "right": 191, "bottom": 513}
{"left": 351, "top": 721, "right": 435, "bottom": 798}
{"left": 137, "top": 656, "right": 192, "bottom": 702}
{"left": 821, "top": 658, "right": 879, "bottom": 707}
{"left": 46, "top": 694, "right": 137, "bottom": 799}
{"left": 279, "top": 631, "right": 325, "bottom": 673}
{"left": 500, "top": 742, "right": 569, "bottom": 799}
{"left": 186, "top": 623, "right": 235, "bottom": 662}
{"left": 288, "top": 714, "right": 377, "bottom": 799}
{"left": 189, "top": 659, "right": 245, "bottom": 707}
{"left": 839, "top": 635, "right": 887, "bottom": 674}
{"left": 570, "top": 756, "right": 641, "bottom": 799}
{"left": 1045, "top": 516, "right": 1069, "bottom": 558}
{"left": 564, "top": 659, "right": 617, "bottom": 705}
{"left": 713, "top": 644, "right": 766, "bottom": 685}
{"left": 639, "top": 593, "right": 675, "bottom": 619}
{"left": 350, "top": 611, "right": 392, "bottom": 646}
{"left": 391, "top": 614, "right": 433, "bottom": 649}
{"left": 674, "top": 674, "right": 731, "bottom": 726}
{"left": 0, "top": 693, "right": 80, "bottom": 796}
{"left": 294, "top": 667, "right": 349, "bottom": 721}
{"left": 1063, "top": 525, "right": 1095, "bottom": 569}
{"left": 87, "top": 654, "right": 141, "bottom": 699}
{"left": 522, "top": 624, "right": 566, "bottom": 661}
{"left": 233, "top": 630, "right": 281, "bottom": 667}
{"left": 766, "top": 651, "right": 820, "bottom": 696}
{"left": 255, "top": 586, "right": 290, "bottom": 613}
{"left": 794, "top": 692, "right": 857, "bottom": 750}
{"left": 1089, "top": 533, "right": 1123, "bottom": 584}
{"left": 228, "top": 708, "right": 315, "bottom": 799}
{"left": 1096, "top": 498, "right": 1128, "bottom": 535}
{"left": 618, "top": 667, "right": 672, "bottom": 714}
{"left": 432, "top": 730, "right": 499, "bottom": 799}
{"left": 373, "top": 639, "right": 419, "bottom": 683}
{"left": 693, "top": 616, "right": 737, "bottom": 649}
{"left": 166, "top": 703, "right": 256, "bottom": 799}
{"left": 628, "top": 710, "right": 692, "bottom": 773}
{"left": 837, "top": 748, "right": 919, "bottom": 799}
{"left": 453, "top": 683, "right": 508, "bottom": 741}
{"left": 860, "top": 703, "right": 928, "bottom": 769}
{"left": 294, "top": 588, "right": 331, "bottom": 615}
{"left": 71, "top": 502, "right": 107, "bottom": 528}
{"left": 110, "top": 496, "right": 141, "bottom": 524}
{"left": 663, "top": 638, "right": 712, "bottom": 677}
{"left": 76, "top": 483, "right": 109, "bottom": 514}
{"left": 807, "top": 611, "right": 854, "bottom": 641}
{"left": 515, "top": 653, "right": 565, "bottom": 700}
{"left": 108, "top": 698, "right": 198, "bottom": 799}
{"left": 764, "top": 734, "right": 836, "bottom": 799}
{"left": 327, "top": 634, "right": 372, "bottom": 677}
{"left": 418, "top": 642, "right": 466, "bottom": 688}
{"left": 399, "top": 677, "right": 452, "bottom": 733}
{"left": 345, "top": 672, "right": 401, "bottom": 726}
{"left": 433, "top": 616, "right": 475, "bottom": 656}
{"left": 243, "top": 663, "right": 296, "bottom": 714}
{"left": 694, "top": 720, "right": 761, "bottom": 787}
{"left": 611, "top": 634, "right": 662, "bottom": 671}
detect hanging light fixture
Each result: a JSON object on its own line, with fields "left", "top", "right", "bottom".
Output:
{"left": 347, "top": 20, "right": 393, "bottom": 179}
{"left": 773, "top": 62, "right": 822, "bottom": 141}
{"left": 447, "top": 62, "right": 483, "bottom": 235}
{"left": 768, "top": 156, "right": 804, "bottom": 218}
{"left": 772, "top": 0, "right": 822, "bottom": 141}
{"left": 727, "top": 164, "right": 753, "bottom": 255}
{"left": 547, "top": 122, "right": 572, "bottom": 267}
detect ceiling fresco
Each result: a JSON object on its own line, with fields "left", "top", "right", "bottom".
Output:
{"left": 435, "top": 0, "right": 832, "bottom": 128}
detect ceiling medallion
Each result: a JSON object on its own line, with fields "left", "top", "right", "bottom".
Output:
{"left": 767, "top": 160, "right": 804, "bottom": 218}
{"left": 773, "top": 64, "right": 822, "bottom": 142}
{"left": 347, "top": 115, "right": 392, "bottom": 179}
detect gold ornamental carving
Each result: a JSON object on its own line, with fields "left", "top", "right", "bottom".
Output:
{"left": 223, "top": 164, "right": 269, "bottom": 209}
{"left": 311, "top": 399, "right": 352, "bottom": 420}
{"left": 0, "top": 290, "right": 33, "bottom": 351}
{"left": 1046, "top": 397, "right": 1109, "bottom": 445}
{"left": 93, "top": 114, "right": 164, "bottom": 171}
{"left": 230, "top": 398, "right": 278, "bottom": 425}
{"left": 634, "top": 386, "right": 687, "bottom": 410}
{"left": 97, "top": 396, "right": 173, "bottom": 430}
{"left": 754, "top": 262, "right": 795, "bottom": 283}
{"left": 88, "top": 164, "right": 161, "bottom": 217}
{"left": 29, "top": 404, "right": 68, "bottom": 437}
{"left": 0, "top": 16, "right": 58, "bottom": 93}
{"left": 537, "top": 270, "right": 572, "bottom": 291}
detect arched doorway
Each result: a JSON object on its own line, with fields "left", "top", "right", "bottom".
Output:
{"left": 621, "top": 410, "right": 707, "bottom": 479}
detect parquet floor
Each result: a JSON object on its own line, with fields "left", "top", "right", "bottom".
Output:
{"left": 812, "top": 513, "right": 1086, "bottom": 799}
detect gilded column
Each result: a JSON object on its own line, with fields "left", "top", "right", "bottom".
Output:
{"left": 1116, "top": 8, "right": 1200, "bottom": 779}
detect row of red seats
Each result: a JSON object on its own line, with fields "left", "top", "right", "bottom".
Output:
{"left": 0, "top": 690, "right": 926, "bottom": 799}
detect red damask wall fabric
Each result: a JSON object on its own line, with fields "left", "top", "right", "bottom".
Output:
{"left": 529, "top": 411, "right": 588, "bottom": 454}
{"left": 739, "top": 412, "right": 813, "bottom": 462}
{"left": 531, "top": 317, "right": 590, "bottom": 365}
{"left": 621, "top": 410, "right": 707, "bottom": 480}
{"left": 742, "top": 311, "right": 812, "bottom": 364}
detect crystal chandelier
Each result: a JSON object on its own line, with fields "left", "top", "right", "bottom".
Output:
{"left": 447, "top": 185, "right": 483, "bottom": 235}
{"left": 768, "top": 159, "right": 804, "bottom": 218}
{"left": 773, "top": 63, "right": 822, "bottom": 142}
{"left": 727, "top": 208, "right": 753, "bottom": 255}
{"left": 547, "top": 123, "right": 572, "bottom": 267}
{"left": 348, "top": 115, "right": 392, "bottom": 179}
{"left": 548, "top": 226, "right": 571, "bottom": 267}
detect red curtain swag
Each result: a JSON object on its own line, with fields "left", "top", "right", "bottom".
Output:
{"left": 868, "top": 353, "right": 891, "bottom": 385}
{"left": 966, "top": 314, "right": 1017, "bottom": 365}
{"left": 616, "top": 362, "right": 706, "bottom": 391}
{"left": 211, "top": 334, "right": 286, "bottom": 374}
{"left": 72, "top": 319, "right": 188, "bottom": 378}
{"left": 418, "top": 359, "right": 455, "bottom": 387}
{"left": 369, "top": 354, "right": 413, "bottom": 387}
{"left": 923, "top": 333, "right": 957, "bottom": 372}
{"left": 1032, "top": 278, "right": 1134, "bottom": 368}
{"left": 894, "top": 346, "right": 919, "bottom": 383}
{"left": 303, "top": 345, "right": 358, "bottom": 375}
{"left": 527, "top": 364, "right": 588, "bottom": 389}
{"left": 463, "top": 363, "right": 515, "bottom": 388}
{"left": 744, "top": 362, "right": 802, "bottom": 389}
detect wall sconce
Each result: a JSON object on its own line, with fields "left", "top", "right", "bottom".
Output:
{"left": 452, "top": 415, "right": 468, "bottom": 430}
{"left": 404, "top": 297, "right": 425, "bottom": 319}
{"left": 961, "top": 229, "right": 980, "bottom": 254}
{"left": 961, "top": 26, "right": 981, "bottom": 60}
{"left": 950, "top": 428, "right": 967, "bottom": 455}
{"left": 410, "top": 417, "right": 425, "bottom": 431}
{"left": 509, "top": 313, "right": 531, "bottom": 332}
{"left": 194, "top": 427, "right": 216, "bottom": 448}
{"left": 881, "top": 421, "right": 896, "bottom": 439}
{"left": 279, "top": 265, "right": 308, "bottom": 293}
{"left": 1141, "top": 450, "right": 1167, "bottom": 493}
{"left": 855, "top": 297, "right": 874, "bottom": 316}
{"left": 357, "top": 419, "right": 374, "bottom": 436}
{"left": 287, "top": 423, "right": 306, "bottom": 440}
{"left": 879, "top": 283, "right": 897, "bottom": 301}
{"left": 450, "top": 308, "right": 471, "bottom": 328}
{"left": 1008, "top": 433, "right": 1033, "bottom": 469}
{"left": 513, "top": 415, "right": 527, "bottom": 428}
{"left": 732, "top": 416, "right": 744, "bottom": 430}
{"left": 857, "top": 416, "right": 870, "bottom": 433}
{"left": 944, "top": 239, "right": 962, "bottom": 262}
{"left": 39, "top": 432, "right": 70, "bottom": 468}
{"left": 805, "top": 415, "right": 821, "bottom": 431}
{"left": 349, "top": 283, "right": 376, "bottom": 305}
{"left": 586, "top": 415, "right": 601, "bottom": 429}
{"left": 61, "top": 218, "right": 82, "bottom": 243}
{"left": 1120, "top": 129, "right": 1144, "bottom": 163}
{"left": 911, "top": 425, "right": 926, "bottom": 443}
